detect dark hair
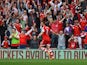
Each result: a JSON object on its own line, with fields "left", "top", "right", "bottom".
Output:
{"left": 12, "top": 28, "right": 16, "bottom": 31}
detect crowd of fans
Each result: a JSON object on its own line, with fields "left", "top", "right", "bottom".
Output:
{"left": 0, "top": 0, "right": 87, "bottom": 49}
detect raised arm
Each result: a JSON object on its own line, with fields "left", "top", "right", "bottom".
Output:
{"left": 49, "top": 0, "right": 54, "bottom": 7}
{"left": 59, "top": 16, "right": 66, "bottom": 23}
{"left": 57, "top": 0, "right": 62, "bottom": 7}
{"left": 25, "top": 27, "right": 33, "bottom": 35}
{"left": 50, "top": 29, "right": 58, "bottom": 35}
{"left": 37, "top": 27, "right": 44, "bottom": 38}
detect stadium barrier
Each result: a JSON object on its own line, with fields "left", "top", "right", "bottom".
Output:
{"left": 0, "top": 49, "right": 87, "bottom": 59}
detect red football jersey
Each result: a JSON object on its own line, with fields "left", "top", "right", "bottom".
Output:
{"left": 80, "top": 18, "right": 87, "bottom": 31}
{"left": 50, "top": 21, "right": 59, "bottom": 33}
{"left": 55, "top": 20, "right": 63, "bottom": 33}
{"left": 69, "top": 40, "right": 77, "bottom": 49}
{"left": 58, "top": 21, "right": 63, "bottom": 33}
{"left": 69, "top": 4, "right": 75, "bottom": 15}
{"left": 72, "top": 25, "right": 81, "bottom": 36}
{"left": 19, "top": 33, "right": 27, "bottom": 45}
{"left": 14, "top": 23, "right": 22, "bottom": 33}
{"left": 42, "top": 25, "right": 51, "bottom": 42}
{"left": 2, "top": 40, "right": 10, "bottom": 48}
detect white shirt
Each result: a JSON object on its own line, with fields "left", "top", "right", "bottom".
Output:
{"left": 49, "top": 1, "right": 62, "bottom": 11}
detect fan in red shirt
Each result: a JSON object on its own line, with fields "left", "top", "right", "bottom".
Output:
{"left": 19, "top": 27, "right": 33, "bottom": 49}
{"left": 50, "top": 20, "right": 59, "bottom": 34}
{"left": 56, "top": 15, "right": 66, "bottom": 33}
{"left": 37, "top": 22, "right": 54, "bottom": 60}
{"left": 80, "top": 16, "right": 87, "bottom": 31}
{"left": 19, "top": 28, "right": 33, "bottom": 49}
{"left": 71, "top": 20, "right": 81, "bottom": 36}
{"left": 50, "top": 15, "right": 65, "bottom": 34}
{"left": 68, "top": 35, "right": 78, "bottom": 49}
{"left": 14, "top": 19, "right": 22, "bottom": 33}
{"left": 19, "top": 31, "right": 27, "bottom": 47}
{"left": 69, "top": 2, "right": 76, "bottom": 15}
{"left": 25, "top": 25, "right": 31, "bottom": 41}
{"left": 2, "top": 36, "right": 10, "bottom": 48}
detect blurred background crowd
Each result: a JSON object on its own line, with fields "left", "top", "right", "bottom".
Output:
{"left": 0, "top": 0, "right": 87, "bottom": 49}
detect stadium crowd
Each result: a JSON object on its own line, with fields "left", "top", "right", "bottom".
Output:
{"left": 0, "top": 0, "right": 87, "bottom": 49}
